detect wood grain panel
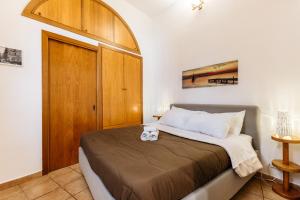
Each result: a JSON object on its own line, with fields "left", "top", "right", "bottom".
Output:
{"left": 23, "top": 0, "right": 141, "bottom": 54}
{"left": 34, "top": 0, "right": 81, "bottom": 29}
{"left": 102, "top": 48, "right": 126, "bottom": 128}
{"left": 48, "top": 39, "right": 97, "bottom": 171}
{"left": 83, "top": 0, "right": 114, "bottom": 41}
{"left": 124, "top": 54, "right": 142, "bottom": 124}
{"left": 114, "top": 16, "right": 137, "bottom": 50}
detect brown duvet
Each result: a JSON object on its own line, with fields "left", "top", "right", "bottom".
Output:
{"left": 80, "top": 126, "right": 231, "bottom": 200}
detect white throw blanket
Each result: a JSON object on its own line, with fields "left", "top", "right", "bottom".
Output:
{"left": 151, "top": 123, "right": 263, "bottom": 177}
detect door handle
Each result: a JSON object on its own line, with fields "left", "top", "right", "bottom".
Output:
{"left": 93, "top": 105, "right": 96, "bottom": 111}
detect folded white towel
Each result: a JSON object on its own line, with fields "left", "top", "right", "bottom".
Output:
{"left": 149, "top": 131, "right": 159, "bottom": 141}
{"left": 140, "top": 131, "right": 159, "bottom": 141}
{"left": 144, "top": 126, "right": 157, "bottom": 132}
{"left": 140, "top": 131, "right": 149, "bottom": 141}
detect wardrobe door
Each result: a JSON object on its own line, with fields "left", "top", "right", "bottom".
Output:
{"left": 102, "top": 48, "right": 126, "bottom": 128}
{"left": 48, "top": 39, "right": 97, "bottom": 171}
{"left": 114, "top": 16, "right": 138, "bottom": 51}
{"left": 82, "top": 0, "right": 114, "bottom": 41}
{"left": 34, "top": 0, "right": 82, "bottom": 29}
{"left": 124, "top": 54, "right": 142, "bottom": 125}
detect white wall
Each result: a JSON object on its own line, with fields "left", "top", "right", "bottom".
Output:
{"left": 154, "top": 0, "right": 300, "bottom": 185}
{"left": 2, "top": 0, "right": 300, "bottom": 187}
{"left": 0, "top": 0, "right": 163, "bottom": 184}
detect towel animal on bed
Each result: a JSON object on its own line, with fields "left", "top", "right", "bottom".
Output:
{"left": 141, "top": 126, "right": 159, "bottom": 141}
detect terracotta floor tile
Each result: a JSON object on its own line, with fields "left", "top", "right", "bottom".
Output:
{"left": 0, "top": 186, "right": 23, "bottom": 200}
{"left": 52, "top": 171, "right": 82, "bottom": 187}
{"left": 261, "top": 181, "right": 288, "bottom": 200}
{"left": 263, "top": 189, "right": 288, "bottom": 200}
{"left": 240, "top": 178, "right": 263, "bottom": 196}
{"left": 74, "top": 168, "right": 82, "bottom": 174}
{"left": 5, "top": 192, "right": 28, "bottom": 200}
{"left": 261, "top": 180, "right": 274, "bottom": 189}
{"left": 35, "top": 188, "right": 70, "bottom": 200}
{"left": 232, "top": 193, "right": 263, "bottom": 200}
{"left": 70, "top": 164, "right": 79, "bottom": 170}
{"left": 49, "top": 167, "right": 73, "bottom": 179}
{"left": 74, "top": 189, "right": 93, "bottom": 200}
{"left": 64, "top": 177, "right": 87, "bottom": 195}
{"left": 22, "top": 179, "right": 59, "bottom": 200}
{"left": 20, "top": 176, "right": 50, "bottom": 191}
{"left": 70, "top": 164, "right": 82, "bottom": 174}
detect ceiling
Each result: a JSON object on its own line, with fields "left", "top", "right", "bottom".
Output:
{"left": 124, "top": 0, "right": 178, "bottom": 17}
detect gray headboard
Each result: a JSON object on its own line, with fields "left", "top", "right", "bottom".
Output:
{"left": 171, "top": 104, "right": 259, "bottom": 150}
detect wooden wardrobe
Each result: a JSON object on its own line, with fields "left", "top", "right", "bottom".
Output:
{"left": 23, "top": 0, "right": 140, "bottom": 54}
{"left": 43, "top": 32, "right": 142, "bottom": 174}
{"left": 27, "top": 0, "right": 144, "bottom": 176}
{"left": 101, "top": 47, "right": 143, "bottom": 129}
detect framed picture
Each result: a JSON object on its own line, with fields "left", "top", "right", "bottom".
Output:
{"left": 182, "top": 60, "right": 238, "bottom": 89}
{"left": 0, "top": 46, "right": 22, "bottom": 67}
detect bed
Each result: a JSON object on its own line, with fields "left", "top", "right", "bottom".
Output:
{"left": 79, "top": 104, "right": 260, "bottom": 200}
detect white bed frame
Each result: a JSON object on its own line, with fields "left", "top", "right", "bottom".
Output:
{"left": 79, "top": 147, "right": 254, "bottom": 200}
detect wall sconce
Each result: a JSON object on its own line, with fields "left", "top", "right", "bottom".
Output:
{"left": 192, "top": 0, "right": 204, "bottom": 11}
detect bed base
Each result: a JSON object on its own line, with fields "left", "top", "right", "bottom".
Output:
{"left": 79, "top": 147, "right": 254, "bottom": 200}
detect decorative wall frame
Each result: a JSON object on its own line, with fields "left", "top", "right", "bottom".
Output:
{"left": 182, "top": 60, "right": 238, "bottom": 89}
{"left": 0, "top": 46, "right": 22, "bottom": 67}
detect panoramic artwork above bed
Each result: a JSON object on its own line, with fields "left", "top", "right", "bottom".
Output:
{"left": 182, "top": 60, "right": 238, "bottom": 89}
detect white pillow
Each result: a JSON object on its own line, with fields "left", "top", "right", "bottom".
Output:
{"left": 159, "top": 107, "right": 204, "bottom": 129}
{"left": 185, "top": 113, "right": 232, "bottom": 139}
{"left": 214, "top": 111, "right": 246, "bottom": 136}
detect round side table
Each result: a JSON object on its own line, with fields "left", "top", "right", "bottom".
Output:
{"left": 271, "top": 135, "right": 300, "bottom": 199}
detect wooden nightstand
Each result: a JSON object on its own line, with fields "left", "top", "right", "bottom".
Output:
{"left": 271, "top": 135, "right": 300, "bottom": 199}
{"left": 153, "top": 115, "right": 162, "bottom": 120}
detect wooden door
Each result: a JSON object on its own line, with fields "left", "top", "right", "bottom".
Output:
{"left": 102, "top": 48, "right": 126, "bottom": 128}
{"left": 83, "top": 0, "right": 114, "bottom": 41}
{"left": 48, "top": 39, "right": 97, "bottom": 171}
{"left": 124, "top": 55, "right": 142, "bottom": 125}
{"left": 34, "top": 0, "right": 82, "bottom": 29}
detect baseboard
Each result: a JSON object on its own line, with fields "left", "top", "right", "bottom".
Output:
{"left": 257, "top": 172, "right": 300, "bottom": 190}
{"left": 0, "top": 172, "right": 42, "bottom": 191}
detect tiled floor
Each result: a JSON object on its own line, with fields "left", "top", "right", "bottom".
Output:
{"left": 0, "top": 164, "right": 92, "bottom": 200}
{"left": 232, "top": 177, "right": 288, "bottom": 200}
{"left": 0, "top": 165, "right": 288, "bottom": 200}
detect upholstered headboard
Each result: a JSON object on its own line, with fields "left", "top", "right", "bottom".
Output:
{"left": 171, "top": 104, "right": 260, "bottom": 150}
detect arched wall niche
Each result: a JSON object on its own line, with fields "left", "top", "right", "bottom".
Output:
{"left": 23, "top": 0, "right": 141, "bottom": 54}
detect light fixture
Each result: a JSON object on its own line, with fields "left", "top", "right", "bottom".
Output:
{"left": 276, "top": 111, "right": 292, "bottom": 138}
{"left": 192, "top": 0, "right": 204, "bottom": 11}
